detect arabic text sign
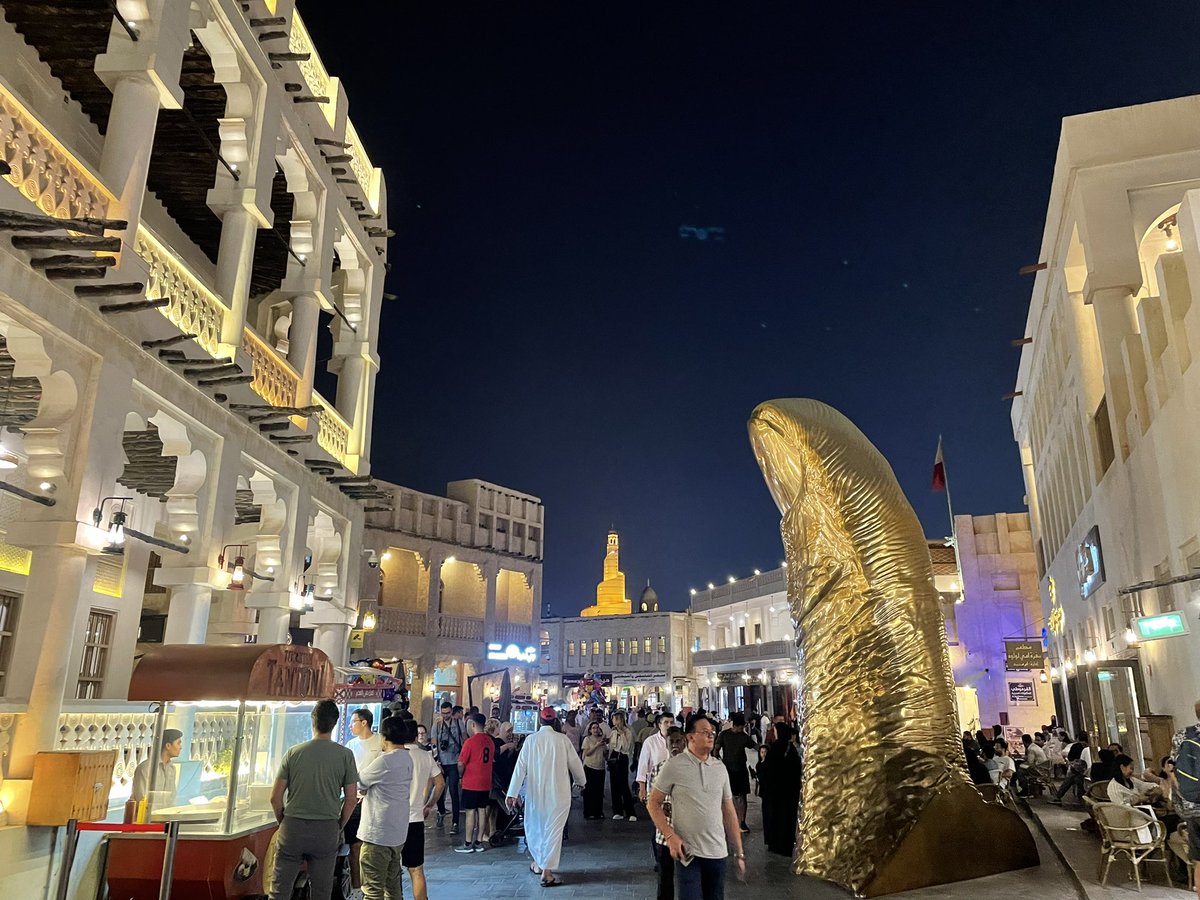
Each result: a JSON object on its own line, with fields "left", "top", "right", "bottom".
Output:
{"left": 1004, "top": 640, "right": 1044, "bottom": 671}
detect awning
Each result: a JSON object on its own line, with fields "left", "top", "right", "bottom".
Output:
{"left": 129, "top": 643, "right": 335, "bottom": 702}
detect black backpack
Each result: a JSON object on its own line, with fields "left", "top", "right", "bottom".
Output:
{"left": 1177, "top": 725, "right": 1200, "bottom": 803}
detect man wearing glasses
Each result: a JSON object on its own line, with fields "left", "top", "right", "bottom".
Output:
{"left": 647, "top": 713, "right": 746, "bottom": 899}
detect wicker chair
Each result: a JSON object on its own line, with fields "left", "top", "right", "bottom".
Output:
{"left": 1093, "top": 802, "right": 1171, "bottom": 891}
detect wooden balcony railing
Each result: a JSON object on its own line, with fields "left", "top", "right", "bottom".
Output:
{"left": 314, "top": 392, "right": 351, "bottom": 467}
{"left": 438, "top": 614, "right": 484, "bottom": 642}
{"left": 377, "top": 608, "right": 427, "bottom": 637}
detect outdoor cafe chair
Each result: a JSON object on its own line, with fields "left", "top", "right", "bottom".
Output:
{"left": 1093, "top": 801, "right": 1172, "bottom": 891}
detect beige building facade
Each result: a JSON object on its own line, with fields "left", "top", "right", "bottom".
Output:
{"left": 1012, "top": 94, "right": 1200, "bottom": 767}
{"left": 0, "top": 0, "right": 389, "bottom": 894}
{"left": 359, "top": 479, "right": 543, "bottom": 723}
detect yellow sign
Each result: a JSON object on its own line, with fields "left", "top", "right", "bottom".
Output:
{"left": 349, "top": 629, "right": 365, "bottom": 649}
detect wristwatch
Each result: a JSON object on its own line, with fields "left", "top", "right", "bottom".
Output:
{"left": 734, "top": 852, "right": 745, "bottom": 860}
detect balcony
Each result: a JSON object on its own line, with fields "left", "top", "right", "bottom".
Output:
{"left": 377, "top": 607, "right": 426, "bottom": 637}
{"left": 692, "top": 639, "right": 794, "bottom": 668}
{"left": 691, "top": 569, "right": 787, "bottom": 613}
{"left": 438, "top": 614, "right": 484, "bottom": 642}
{"left": 492, "top": 622, "right": 532, "bottom": 645}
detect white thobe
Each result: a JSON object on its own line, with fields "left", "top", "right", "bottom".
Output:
{"left": 507, "top": 727, "right": 585, "bottom": 871}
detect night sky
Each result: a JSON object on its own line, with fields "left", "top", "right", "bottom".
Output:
{"left": 300, "top": 2, "right": 1200, "bottom": 616}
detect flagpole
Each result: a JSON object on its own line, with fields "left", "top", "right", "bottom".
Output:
{"left": 939, "top": 434, "right": 967, "bottom": 605}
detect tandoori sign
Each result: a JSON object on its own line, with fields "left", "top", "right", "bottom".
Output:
{"left": 1132, "top": 612, "right": 1190, "bottom": 642}
{"left": 1004, "top": 640, "right": 1044, "bottom": 671}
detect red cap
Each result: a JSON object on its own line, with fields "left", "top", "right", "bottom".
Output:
{"left": 540, "top": 706, "right": 558, "bottom": 722}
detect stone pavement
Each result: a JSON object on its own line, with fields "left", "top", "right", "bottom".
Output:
{"left": 1026, "top": 798, "right": 1189, "bottom": 899}
{"left": 413, "top": 791, "right": 1083, "bottom": 899}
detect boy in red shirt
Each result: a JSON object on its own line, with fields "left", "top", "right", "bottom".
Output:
{"left": 455, "top": 713, "right": 495, "bottom": 853}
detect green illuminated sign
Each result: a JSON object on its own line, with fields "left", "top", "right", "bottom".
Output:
{"left": 1133, "top": 612, "right": 1190, "bottom": 641}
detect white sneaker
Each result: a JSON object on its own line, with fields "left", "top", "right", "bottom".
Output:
{"left": 613, "top": 814, "right": 624, "bottom": 820}
{"left": 628, "top": 815, "right": 638, "bottom": 822}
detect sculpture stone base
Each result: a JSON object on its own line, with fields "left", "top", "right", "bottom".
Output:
{"left": 801, "top": 785, "right": 1039, "bottom": 897}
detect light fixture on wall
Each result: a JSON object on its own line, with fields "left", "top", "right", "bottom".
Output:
{"left": 362, "top": 610, "right": 377, "bottom": 632}
{"left": 1039, "top": 671, "right": 1049, "bottom": 683}
{"left": 1123, "top": 626, "right": 1138, "bottom": 646}
{"left": 92, "top": 497, "right": 132, "bottom": 554}
{"left": 219, "top": 545, "right": 249, "bottom": 590}
{"left": 1159, "top": 217, "right": 1180, "bottom": 252}
{"left": 1083, "top": 648, "right": 1097, "bottom": 664}
{"left": 0, "top": 447, "right": 17, "bottom": 470}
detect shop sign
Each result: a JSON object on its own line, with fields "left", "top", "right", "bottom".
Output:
{"left": 1007, "top": 681, "right": 1037, "bottom": 704}
{"left": 486, "top": 643, "right": 537, "bottom": 663}
{"left": 334, "top": 684, "right": 396, "bottom": 703}
{"left": 1077, "top": 525, "right": 1105, "bottom": 599}
{"left": 562, "top": 672, "right": 613, "bottom": 688}
{"left": 1132, "top": 612, "right": 1190, "bottom": 642}
{"left": 715, "top": 671, "right": 746, "bottom": 684}
{"left": 1004, "top": 640, "right": 1044, "bottom": 671}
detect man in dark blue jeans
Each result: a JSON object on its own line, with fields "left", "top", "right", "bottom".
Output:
{"left": 431, "top": 702, "right": 467, "bottom": 835}
{"left": 647, "top": 713, "right": 746, "bottom": 900}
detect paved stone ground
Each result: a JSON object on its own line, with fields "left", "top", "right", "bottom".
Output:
{"left": 1026, "top": 798, "right": 1190, "bottom": 899}
{"left": 411, "top": 791, "right": 1083, "bottom": 899}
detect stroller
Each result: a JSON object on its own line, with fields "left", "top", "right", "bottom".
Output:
{"left": 487, "top": 764, "right": 526, "bottom": 847}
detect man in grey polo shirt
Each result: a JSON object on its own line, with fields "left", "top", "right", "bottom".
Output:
{"left": 269, "top": 699, "right": 359, "bottom": 900}
{"left": 648, "top": 713, "right": 745, "bottom": 900}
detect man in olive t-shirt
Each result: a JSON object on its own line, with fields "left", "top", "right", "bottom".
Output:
{"left": 270, "top": 700, "right": 358, "bottom": 900}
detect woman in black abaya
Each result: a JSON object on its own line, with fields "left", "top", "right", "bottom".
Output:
{"left": 761, "top": 722, "right": 803, "bottom": 856}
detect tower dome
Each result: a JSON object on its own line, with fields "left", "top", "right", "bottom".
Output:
{"left": 638, "top": 581, "right": 659, "bottom": 613}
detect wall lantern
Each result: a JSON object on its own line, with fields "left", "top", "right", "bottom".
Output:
{"left": 92, "top": 497, "right": 132, "bottom": 554}
{"left": 218, "top": 544, "right": 248, "bottom": 590}
{"left": 362, "top": 610, "right": 377, "bottom": 632}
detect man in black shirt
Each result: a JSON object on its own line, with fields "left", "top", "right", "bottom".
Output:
{"left": 714, "top": 711, "right": 756, "bottom": 832}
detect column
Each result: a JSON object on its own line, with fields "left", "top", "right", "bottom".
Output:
{"left": 314, "top": 623, "right": 351, "bottom": 665}
{"left": 8, "top": 546, "right": 92, "bottom": 778}
{"left": 216, "top": 206, "right": 261, "bottom": 350}
{"left": 163, "top": 583, "right": 214, "bottom": 644}
{"left": 255, "top": 602, "right": 292, "bottom": 645}
{"left": 287, "top": 292, "right": 321, "bottom": 408}
{"left": 423, "top": 552, "right": 444, "bottom": 641}
{"left": 481, "top": 560, "right": 499, "bottom": 643}
{"left": 97, "top": 76, "right": 163, "bottom": 232}
{"left": 1089, "top": 286, "right": 1140, "bottom": 458}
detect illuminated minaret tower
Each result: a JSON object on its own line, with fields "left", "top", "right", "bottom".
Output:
{"left": 580, "top": 530, "right": 631, "bottom": 616}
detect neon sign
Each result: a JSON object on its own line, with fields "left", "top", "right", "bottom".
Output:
{"left": 486, "top": 643, "right": 537, "bottom": 663}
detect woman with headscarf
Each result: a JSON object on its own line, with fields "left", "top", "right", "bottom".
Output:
{"left": 761, "top": 722, "right": 803, "bottom": 856}
{"left": 963, "top": 736, "right": 992, "bottom": 785}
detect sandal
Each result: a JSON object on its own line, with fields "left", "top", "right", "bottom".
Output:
{"left": 540, "top": 877, "right": 561, "bottom": 887}
{"left": 529, "top": 863, "right": 543, "bottom": 875}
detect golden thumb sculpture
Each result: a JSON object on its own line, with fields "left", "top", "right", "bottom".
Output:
{"left": 748, "top": 398, "right": 1038, "bottom": 897}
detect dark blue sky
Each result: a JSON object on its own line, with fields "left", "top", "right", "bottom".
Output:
{"left": 301, "top": 2, "right": 1200, "bottom": 616}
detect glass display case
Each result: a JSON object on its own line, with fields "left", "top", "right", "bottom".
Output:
{"left": 143, "top": 700, "right": 318, "bottom": 835}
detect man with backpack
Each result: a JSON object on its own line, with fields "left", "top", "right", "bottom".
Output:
{"left": 431, "top": 701, "right": 467, "bottom": 835}
{"left": 1169, "top": 698, "right": 1200, "bottom": 898}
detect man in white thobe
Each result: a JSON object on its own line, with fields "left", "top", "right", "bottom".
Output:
{"left": 506, "top": 707, "right": 585, "bottom": 888}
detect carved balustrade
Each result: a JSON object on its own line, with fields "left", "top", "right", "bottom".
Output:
{"left": 378, "top": 607, "right": 427, "bottom": 637}
{"left": 313, "top": 392, "right": 350, "bottom": 467}
{"left": 288, "top": 13, "right": 336, "bottom": 127}
{"left": 438, "top": 614, "right": 484, "bottom": 641}
{"left": 0, "top": 82, "right": 114, "bottom": 220}
{"left": 243, "top": 328, "right": 301, "bottom": 409}
{"left": 134, "top": 227, "right": 228, "bottom": 357}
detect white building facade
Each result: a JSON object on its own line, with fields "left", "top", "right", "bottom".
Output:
{"left": 689, "top": 569, "right": 800, "bottom": 720}
{"left": 539, "top": 610, "right": 705, "bottom": 713}
{"left": 359, "top": 479, "right": 544, "bottom": 723}
{"left": 0, "top": 0, "right": 388, "bottom": 894}
{"left": 1012, "top": 94, "right": 1200, "bottom": 770}
{"left": 940, "top": 514, "right": 1056, "bottom": 740}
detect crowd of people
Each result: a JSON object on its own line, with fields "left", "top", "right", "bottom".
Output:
{"left": 264, "top": 698, "right": 804, "bottom": 900}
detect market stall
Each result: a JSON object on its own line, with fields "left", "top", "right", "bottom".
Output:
{"left": 332, "top": 664, "right": 406, "bottom": 743}
{"left": 106, "top": 643, "right": 336, "bottom": 900}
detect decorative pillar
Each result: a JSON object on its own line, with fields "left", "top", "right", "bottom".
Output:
{"left": 215, "top": 205, "right": 262, "bottom": 350}
{"left": 8, "top": 546, "right": 92, "bottom": 778}
{"left": 1088, "top": 286, "right": 1141, "bottom": 458}
{"left": 481, "top": 560, "right": 499, "bottom": 643}
{"left": 94, "top": 0, "right": 188, "bottom": 234}
{"left": 162, "top": 582, "right": 215, "bottom": 644}
{"left": 424, "top": 552, "right": 444, "bottom": 641}
{"left": 313, "top": 623, "right": 351, "bottom": 664}
{"left": 287, "top": 292, "right": 321, "bottom": 408}
{"left": 256, "top": 603, "right": 291, "bottom": 645}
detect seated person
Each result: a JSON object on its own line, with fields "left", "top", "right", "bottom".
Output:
{"left": 1107, "top": 754, "right": 1162, "bottom": 807}
{"left": 991, "top": 739, "right": 1016, "bottom": 790}
{"left": 1090, "top": 747, "right": 1117, "bottom": 782}
{"left": 1141, "top": 756, "right": 1175, "bottom": 786}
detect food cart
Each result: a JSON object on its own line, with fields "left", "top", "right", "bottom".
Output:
{"left": 105, "top": 643, "right": 335, "bottom": 900}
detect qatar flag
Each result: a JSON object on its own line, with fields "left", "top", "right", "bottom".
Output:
{"left": 931, "top": 437, "right": 946, "bottom": 492}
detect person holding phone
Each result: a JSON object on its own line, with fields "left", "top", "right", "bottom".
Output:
{"left": 647, "top": 713, "right": 746, "bottom": 900}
